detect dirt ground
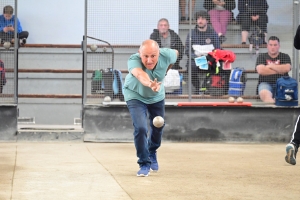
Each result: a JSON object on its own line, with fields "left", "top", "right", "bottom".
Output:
{"left": 88, "top": 142, "right": 300, "bottom": 200}
{"left": 1, "top": 142, "right": 299, "bottom": 200}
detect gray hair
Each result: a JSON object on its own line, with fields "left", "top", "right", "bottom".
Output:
{"left": 157, "top": 18, "right": 169, "bottom": 26}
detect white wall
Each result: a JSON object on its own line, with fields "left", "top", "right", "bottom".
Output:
{"left": 18, "top": 0, "right": 84, "bottom": 44}
{"left": 16, "top": 0, "right": 178, "bottom": 45}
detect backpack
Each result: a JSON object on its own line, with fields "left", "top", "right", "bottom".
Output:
{"left": 91, "top": 69, "right": 104, "bottom": 94}
{"left": 201, "top": 71, "right": 230, "bottom": 96}
{"left": 228, "top": 68, "right": 247, "bottom": 97}
{"left": 0, "top": 60, "right": 6, "bottom": 93}
{"left": 248, "top": 26, "right": 265, "bottom": 46}
{"left": 91, "top": 68, "right": 124, "bottom": 101}
{"left": 275, "top": 76, "right": 298, "bottom": 106}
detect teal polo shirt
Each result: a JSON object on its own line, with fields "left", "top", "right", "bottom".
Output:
{"left": 123, "top": 48, "right": 177, "bottom": 104}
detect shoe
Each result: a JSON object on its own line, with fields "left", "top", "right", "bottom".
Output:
{"left": 20, "top": 38, "right": 26, "bottom": 46}
{"left": 137, "top": 165, "right": 150, "bottom": 177}
{"left": 219, "top": 35, "right": 227, "bottom": 44}
{"left": 149, "top": 153, "right": 159, "bottom": 172}
{"left": 285, "top": 143, "right": 298, "bottom": 165}
{"left": 180, "top": 17, "right": 186, "bottom": 21}
{"left": 241, "top": 42, "right": 246, "bottom": 45}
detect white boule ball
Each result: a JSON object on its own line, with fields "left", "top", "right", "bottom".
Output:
{"left": 153, "top": 116, "right": 164, "bottom": 128}
{"left": 103, "top": 96, "right": 111, "bottom": 102}
{"left": 237, "top": 97, "right": 244, "bottom": 103}
{"left": 3, "top": 42, "right": 11, "bottom": 49}
{"left": 90, "top": 44, "right": 97, "bottom": 52}
{"left": 228, "top": 97, "right": 235, "bottom": 103}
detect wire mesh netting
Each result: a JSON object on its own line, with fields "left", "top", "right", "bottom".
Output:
{"left": 0, "top": 1, "right": 17, "bottom": 103}
{"left": 84, "top": 0, "right": 298, "bottom": 105}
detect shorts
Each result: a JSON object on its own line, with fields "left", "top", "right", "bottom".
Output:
{"left": 258, "top": 82, "right": 276, "bottom": 97}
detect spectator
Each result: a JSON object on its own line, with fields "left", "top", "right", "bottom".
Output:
{"left": 0, "top": 5, "right": 29, "bottom": 45}
{"left": 204, "top": 0, "right": 236, "bottom": 44}
{"left": 185, "top": 10, "right": 220, "bottom": 94}
{"left": 150, "top": 18, "right": 184, "bottom": 69}
{"left": 255, "top": 36, "right": 291, "bottom": 103}
{"left": 237, "top": 0, "right": 269, "bottom": 44}
{"left": 123, "top": 39, "right": 178, "bottom": 177}
{"left": 180, "top": 0, "right": 196, "bottom": 21}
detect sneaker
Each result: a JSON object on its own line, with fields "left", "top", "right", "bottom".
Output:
{"left": 149, "top": 153, "right": 159, "bottom": 172}
{"left": 137, "top": 165, "right": 150, "bottom": 177}
{"left": 285, "top": 143, "right": 298, "bottom": 165}
{"left": 20, "top": 38, "right": 26, "bottom": 46}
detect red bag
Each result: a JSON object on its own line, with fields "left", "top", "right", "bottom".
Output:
{"left": 208, "top": 49, "right": 236, "bottom": 63}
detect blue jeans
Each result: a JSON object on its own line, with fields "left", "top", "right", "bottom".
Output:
{"left": 126, "top": 99, "right": 165, "bottom": 167}
{"left": 258, "top": 82, "right": 276, "bottom": 98}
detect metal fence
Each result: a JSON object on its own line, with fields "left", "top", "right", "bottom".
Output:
{"left": 0, "top": 0, "right": 17, "bottom": 104}
{"left": 83, "top": 0, "right": 298, "bottom": 105}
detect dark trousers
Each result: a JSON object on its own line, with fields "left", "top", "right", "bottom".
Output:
{"left": 290, "top": 115, "right": 300, "bottom": 148}
{"left": 241, "top": 17, "right": 267, "bottom": 33}
{"left": 0, "top": 31, "right": 29, "bottom": 43}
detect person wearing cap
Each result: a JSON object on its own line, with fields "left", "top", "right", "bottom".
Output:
{"left": 184, "top": 10, "right": 220, "bottom": 94}
{"left": 0, "top": 5, "right": 29, "bottom": 45}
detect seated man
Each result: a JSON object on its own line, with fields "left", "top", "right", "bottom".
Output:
{"left": 0, "top": 5, "right": 29, "bottom": 45}
{"left": 256, "top": 36, "right": 291, "bottom": 103}
{"left": 184, "top": 10, "right": 220, "bottom": 94}
{"left": 150, "top": 18, "right": 184, "bottom": 69}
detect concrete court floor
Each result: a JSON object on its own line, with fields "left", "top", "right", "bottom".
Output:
{"left": 0, "top": 142, "right": 299, "bottom": 200}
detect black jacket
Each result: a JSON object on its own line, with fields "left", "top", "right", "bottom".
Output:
{"left": 294, "top": 25, "right": 300, "bottom": 50}
{"left": 204, "top": 0, "right": 236, "bottom": 11}
{"left": 150, "top": 29, "right": 184, "bottom": 69}
{"left": 237, "top": 0, "right": 269, "bottom": 24}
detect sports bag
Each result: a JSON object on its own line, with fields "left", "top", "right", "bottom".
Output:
{"left": 275, "top": 76, "right": 298, "bottom": 106}
{"left": 228, "top": 68, "right": 246, "bottom": 96}
{"left": 201, "top": 71, "right": 230, "bottom": 96}
{"left": 91, "top": 68, "right": 124, "bottom": 101}
{"left": 91, "top": 69, "right": 103, "bottom": 94}
{"left": 112, "top": 69, "right": 124, "bottom": 101}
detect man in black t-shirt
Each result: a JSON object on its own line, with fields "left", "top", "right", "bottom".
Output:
{"left": 255, "top": 36, "right": 291, "bottom": 103}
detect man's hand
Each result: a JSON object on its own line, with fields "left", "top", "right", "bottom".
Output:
{"left": 251, "top": 15, "right": 260, "bottom": 21}
{"left": 3, "top": 27, "right": 10, "bottom": 33}
{"left": 3, "top": 26, "right": 14, "bottom": 33}
{"left": 148, "top": 78, "right": 161, "bottom": 92}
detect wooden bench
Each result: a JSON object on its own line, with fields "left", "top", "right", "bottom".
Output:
{"left": 17, "top": 43, "right": 266, "bottom": 49}
{"left": 10, "top": 68, "right": 258, "bottom": 99}
{"left": 1, "top": 44, "right": 259, "bottom": 99}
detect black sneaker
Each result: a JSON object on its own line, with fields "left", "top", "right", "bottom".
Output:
{"left": 285, "top": 143, "right": 298, "bottom": 165}
{"left": 20, "top": 38, "right": 26, "bottom": 46}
